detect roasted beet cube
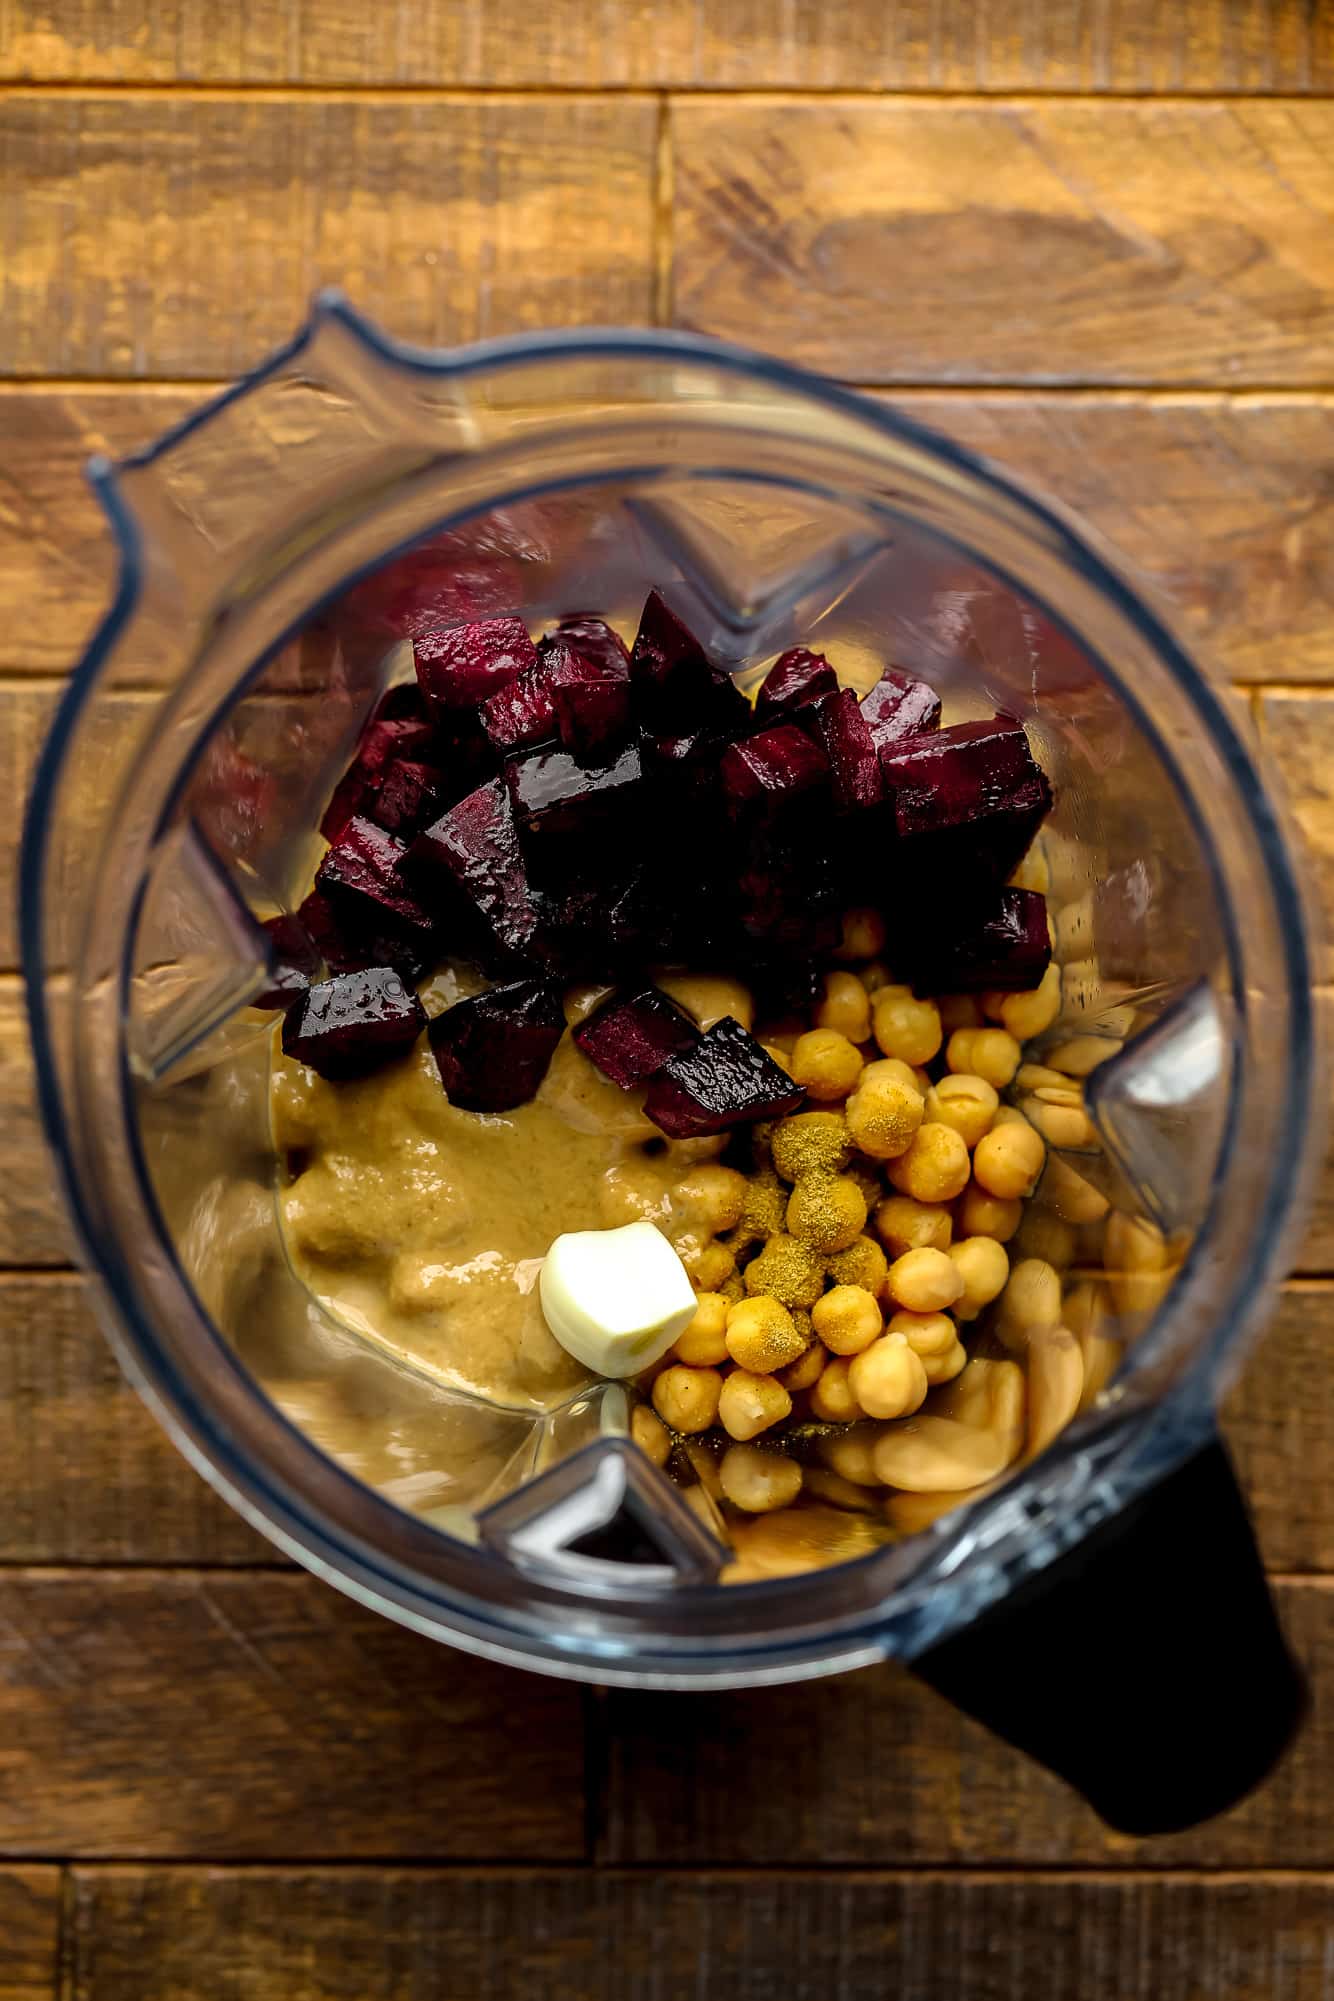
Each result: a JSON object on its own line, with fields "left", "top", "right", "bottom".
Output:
{"left": 644, "top": 1016, "right": 804, "bottom": 1138}
{"left": 861, "top": 667, "right": 942, "bottom": 752}
{"left": 735, "top": 841, "right": 841, "bottom": 958}
{"left": 371, "top": 681, "right": 429, "bottom": 725}
{"left": 316, "top": 815, "right": 438, "bottom": 941}
{"left": 252, "top": 913, "right": 323, "bottom": 1011}
{"left": 546, "top": 636, "right": 632, "bottom": 761}
{"left": 805, "top": 688, "right": 884, "bottom": 813}
{"left": 879, "top": 717, "right": 1053, "bottom": 901}
{"left": 428, "top": 979, "right": 565, "bottom": 1111}
{"left": 574, "top": 986, "right": 700, "bottom": 1089}
{"left": 296, "top": 888, "right": 428, "bottom": 988}
{"left": 505, "top": 742, "right": 644, "bottom": 844}
{"left": 480, "top": 664, "right": 557, "bottom": 756}
{"left": 413, "top": 617, "right": 538, "bottom": 719}
{"left": 551, "top": 615, "right": 632, "bottom": 680}
{"left": 720, "top": 723, "right": 829, "bottom": 823}
{"left": 370, "top": 759, "right": 446, "bottom": 838}
{"left": 282, "top": 967, "right": 426, "bottom": 1080}
{"left": 755, "top": 647, "right": 838, "bottom": 721}
{"left": 629, "top": 590, "right": 717, "bottom": 729}
{"left": 319, "top": 716, "right": 438, "bottom": 841}
{"left": 409, "top": 778, "right": 545, "bottom": 963}
{"left": 908, "top": 888, "right": 1052, "bottom": 995}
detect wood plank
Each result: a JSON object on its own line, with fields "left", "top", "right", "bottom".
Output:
{"left": 1258, "top": 691, "right": 1334, "bottom": 981}
{"left": 1, "top": 1270, "right": 1327, "bottom": 1568}
{"left": 0, "top": 1570, "right": 585, "bottom": 1858}
{"left": 671, "top": 100, "right": 1334, "bottom": 386}
{"left": 0, "top": 94, "right": 656, "bottom": 378}
{"left": 0, "top": 1274, "right": 272, "bottom": 1563}
{"left": 0, "top": 1870, "right": 58, "bottom": 2001}
{"left": 61, "top": 1867, "right": 1334, "bottom": 2001}
{"left": 3, "top": 1, "right": 1332, "bottom": 91}
{"left": 0, "top": 982, "right": 70, "bottom": 1267}
{"left": 602, "top": 1579, "right": 1333, "bottom": 1866}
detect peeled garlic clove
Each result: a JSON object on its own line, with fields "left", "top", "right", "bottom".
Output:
{"left": 539, "top": 1219, "right": 696, "bottom": 1377}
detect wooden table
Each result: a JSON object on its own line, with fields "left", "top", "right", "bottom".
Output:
{"left": 2, "top": 5, "right": 1333, "bottom": 1994}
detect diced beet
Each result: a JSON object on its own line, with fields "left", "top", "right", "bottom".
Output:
{"left": 428, "top": 979, "right": 565, "bottom": 1111}
{"left": 370, "top": 759, "right": 446, "bottom": 838}
{"left": 644, "top": 1016, "right": 804, "bottom": 1138}
{"left": 735, "top": 844, "right": 841, "bottom": 958}
{"left": 282, "top": 967, "right": 426, "bottom": 1080}
{"left": 371, "top": 682, "right": 429, "bottom": 725}
{"left": 879, "top": 717, "right": 1053, "bottom": 902}
{"left": 413, "top": 617, "right": 538, "bottom": 719}
{"left": 480, "top": 664, "right": 558, "bottom": 756}
{"left": 319, "top": 716, "right": 439, "bottom": 842}
{"left": 805, "top": 688, "right": 884, "bottom": 813}
{"left": 552, "top": 615, "right": 632, "bottom": 680}
{"left": 909, "top": 888, "right": 1052, "bottom": 995}
{"left": 755, "top": 647, "right": 838, "bottom": 721}
{"left": 720, "top": 723, "right": 829, "bottom": 822}
{"left": 861, "top": 667, "right": 942, "bottom": 752}
{"left": 629, "top": 590, "right": 716, "bottom": 728}
{"left": 253, "top": 913, "right": 323, "bottom": 1011}
{"left": 317, "top": 815, "right": 438, "bottom": 940}
{"left": 297, "top": 887, "right": 429, "bottom": 988}
{"left": 547, "top": 637, "right": 632, "bottom": 761}
{"left": 574, "top": 986, "right": 700, "bottom": 1089}
{"left": 505, "top": 743, "right": 644, "bottom": 844}
{"left": 409, "top": 779, "right": 546, "bottom": 963}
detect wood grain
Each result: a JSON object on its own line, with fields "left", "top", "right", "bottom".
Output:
{"left": 0, "top": 1870, "right": 58, "bottom": 2001}
{"left": 601, "top": 1580, "right": 1332, "bottom": 1866}
{"left": 4, "top": 0, "right": 1332, "bottom": 92}
{"left": 672, "top": 100, "right": 1334, "bottom": 386}
{"left": 0, "top": 94, "right": 656, "bottom": 378}
{"left": 1259, "top": 692, "right": 1334, "bottom": 981}
{"left": 0, "top": 1274, "right": 272, "bottom": 1563}
{"left": 0, "top": 982, "right": 70, "bottom": 1267}
{"left": 0, "top": 1570, "right": 585, "bottom": 1858}
{"left": 61, "top": 1867, "right": 1334, "bottom": 2001}
{"left": 7, "top": 386, "right": 1334, "bottom": 683}
{"left": 1, "top": 1270, "right": 1327, "bottom": 1567}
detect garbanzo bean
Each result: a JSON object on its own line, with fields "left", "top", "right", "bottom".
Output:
{"left": 811, "top": 1283, "right": 883, "bottom": 1356}
{"left": 886, "top": 1246, "right": 964, "bottom": 1314}
{"left": 964, "top": 1027, "right": 1022, "bottom": 1089}
{"left": 672, "top": 1162, "right": 749, "bottom": 1235}
{"left": 996, "top": 1257, "right": 1063, "bottom": 1351}
{"left": 845, "top": 1064, "right": 924, "bottom": 1160}
{"left": 1041, "top": 1155, "right": 1111, "bottom": 1224}
{"left": 874, "top": 1194, "right": 953, "bottom": 1257}
{"left": 998, "top": 962, "right": 1061, "bottom": 1042}
{"left": 652, "top": 1365, "right": 723, "bottom": 1434}
{"left": 725, "top": 1296, "right": 809, "bottom": 1373}
{"left": 938, "top": 993, "right": 985, "bottom": 1033}
{"left": 825, "top": 1234, "right": 890, "bottom": 1295}
{"left": 771, "top": 1110, "right": 851, "bottom": 1180}
{"left": 834, "top": 907, "right": 888, "bottom": 962}
{"left": 809, "top": 1355, "right": 864, "bottom": 1423}
{"left": 742, "top": 1233, "right": 826, "bottom": 1309}
{"left": 924, "top": 1073, "right": 999, "bottom": 1150}
{"left": 631, "top": 1403, "right": 672, "bottom": 1467}
{"left": 684, "top": 1240, "right": 737, "bottom": 1292}
{"left": 1013, "top": 1207, "right": 1077, "bottom": 1269}
{"left": 779, "top": 1338, "right": 829, "bottom": 1391}
{"left": 786, "top": 1172, "right": 868, "bottom": 1254}
{"left": 790, "top": 1028, "right": 865, "bottom": 1102}
{"left": 947, "top": 1235, "right": 1010, "bottom": 1320}
{"left": 719, "top": 1443, "right": 804, "bottom": 1513}
{"left": 887, "top": 1309, "right": 967, "bottom": 1384}
{"left": 885, "top": 1122, "right": 971, "bottom": 1204}
{"left": 719, "top": 1369, "right": 792, "bottom": 1441}
{"left": 956, "top": 1181, "right": 1023, "bottom": 1242}
{"left": 818, "top": 1424, "right": 884, "bottom": 1488}
{"left": 972, "top": 1120, "right": 1046, "bottom": 1200}
{"left": 815, "top": 970, "right": 872, "bottom": 1044}
{"left": 674, "top": 1291, "right": 731, "bottom": 1366}
{"left": 872, "top": 990, "right": 943, "bottom": 1066}
{"left": 848, "top": 1332, "right": 930, "bottom": 1420}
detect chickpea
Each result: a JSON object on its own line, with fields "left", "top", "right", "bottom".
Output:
{"left": 845, "top": 1064, "right": 924, "bottom": 1161}
{"left": 815, "top": 969, "right": 872, "bottom": 1044}
{"left": 742, "top": 1233, "right": 826, "bottom": 1309}
{"left": 684, "top": 1241, "right": 737, "bottom": 1292}
{"left": 956, "top": 1182, "right": 1023, "bottom": 1242}
{"left": 1023, "top": 1091, "right": 1096, "bottom": 1152}
{"left": 825, "top": 1234, "right": 890, "bottom": 1295}
{"left": 672, "top": 1163, "right": 748, "bottom": 1236}
{"left": 887, "top": 1309, "right": 967, "bottom": 1385}
{"left": 1041, "top": 1155, "right": 1111, "bottom": 1224}
{"left": 978, "top": 990, "right": 1010, "bottom": 1023}
{"left": 675, "top": 1291, "right": 731, "bottom": 1366}
{"left": 682, "top": 1438, "right": 724, "bottom": 1501}
{"left": 874, "top": 1194, "right": 953, "bottom": 1258}
{"left": 651, "top": 1365, "right": 723, "bottom": 1434}
{"left": 938, "top": 993, "right": 985, "bottom": 1033}
{"left": 872, "top": 990, "right": 943, "bottom": 1067}
{"left": 1008, "top": 847, "right": 1050, "bottom": 895}
{"left": 886, "top": 1246, "right": 964, "bottom": 1314}
{"left": 972, "top": 1121, "right": 1046, "bottom": 1200}
{"left": 718, "top": 1271, "right": 746, "bottom": 1305}
{"left": 870, "top": 1055, "right": 927, "bottom": 1098}
{"left": 1103, "top": 1210, "right": 1175, "bottom": 1317}
{"left": 790, "top": 1028, "right": 865, "bottom": 1102}
{"left": 1046, "top": 1034, "right": 1118, "bottom": 1079}
{"left": 719, "top": 1443, "right": 804, "bottom": 1514}
{"left": 631, "top": 1403, "right": 672, "bottom": 1468}
{"left": 786, "top": 1172, "right": 868, "bottom": 1254}
{"left": 859, "top": 960, "right": 896, "bottom": 994}
{"left": 718, "top": 1368, "right": 792, "bottom": 1441}
{"left": 885, "top": 1122, "right": 971, "bottom": 1204}
{"left": 1015, "top": 1062, "right": 1071, "bottom": 1094}
{"left": 818, "top": 1423, "right": 884, "bottom": 1488}
{"left": 779, "top": 1338, "right": 829, "bottom": 1392}
{"left": 948, "top": 1236, "right": 1010, "bottom": 1320}
{"left": 964, "top": 1027, "right": 1022, "bottom": 1089}
{"left": 996, "top": 1257, "right": 1063, "bottom": 1352}
{"left": 761, "top": 1042, "right": 794, "bottom": 1075}
{"left": 998, "top": 962, "right": 1062, "bottom": 1042}
{"left": 924, "top": 1073, "right": 999, "bottom": 1151}
{"left": 848, "top": 1332, "right": 930, "bottom": 1420}
{"left": 834, "top": 907, "right": 888, "bottom": 962}
{"left": 682, "top": 1483, "right": 727, "bottom": 1540}
{"left": 809, "top": 1355, "right": 864, "bottom": 1423}
{"left": 771, "top": 1110, "right": 851, "bottom": 1180}
{"left": 1014, "top": 1208, "right": 1077, "bottom": 1269}
{"left": 804, "top": 1467, "right": 879, "bottom": 1513}
{"left": 725, "top": 1296, "right": 809, "bottom": 1374}
{"left": 812, "top": 1283, "right": 883, "bottom": 1356}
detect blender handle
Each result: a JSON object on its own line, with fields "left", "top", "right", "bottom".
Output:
{"left": 910, "top": 1435, "right": 1306, "bottom": 1836}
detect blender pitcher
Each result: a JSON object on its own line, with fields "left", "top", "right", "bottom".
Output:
{"left": 21, "top": 301, "right": 1322, "bottom": 1838}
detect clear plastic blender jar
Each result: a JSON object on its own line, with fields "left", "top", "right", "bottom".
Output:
{"left": 21, "top": 303, "right": 1322, "bottom": 1836}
